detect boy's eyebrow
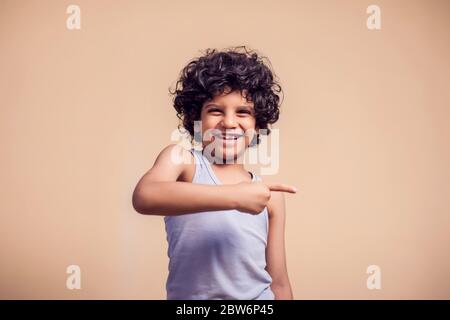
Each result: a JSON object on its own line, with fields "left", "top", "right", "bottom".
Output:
{"left": 204, "top": 103, "right": 221, "bottom": 109}
{"left": 204, "top": 103, "right": 253, "bottom": 109}
{"left": 236, "top": 105, "right": 254, "bottom": 110}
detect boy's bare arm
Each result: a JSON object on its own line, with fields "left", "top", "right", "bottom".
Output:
{"left": 134, "top": 181, "right": 240, "bottom": 216}
{"left": 266, "top": 191, "right": 294, "bottom": 300}
{"left": 132, "top": 144, "right": 237, "bottom": 215}
{"left": 132, "top": 144, "right": 297, "bottom": 216}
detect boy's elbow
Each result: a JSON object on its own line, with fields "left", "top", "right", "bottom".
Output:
{"left": 132, "top": 187, "right": 157, "bottom": 215}
{"left": 132, "top": 188, "right": 144, "bottom": 214}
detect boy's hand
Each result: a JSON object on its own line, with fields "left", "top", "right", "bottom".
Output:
{"left": 231, "top": 181, "right": 297, "bottom": 215}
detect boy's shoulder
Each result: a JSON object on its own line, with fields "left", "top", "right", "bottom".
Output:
{"left": 158, "top": 144, "right": 195, "bottom": 182}
{"left": 158, "top": 143, "right": 193, "bottom": 163}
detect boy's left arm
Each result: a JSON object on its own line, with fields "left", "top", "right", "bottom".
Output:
{"left": 266, "top": 191, "right": 294, "bottom": 300}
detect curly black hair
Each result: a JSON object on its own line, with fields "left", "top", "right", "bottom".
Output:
{"left": 169, "top": 46, "right": 283, "bottom": 146}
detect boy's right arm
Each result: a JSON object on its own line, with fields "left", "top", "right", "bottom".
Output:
{"left": 132, "top": 144, "right": 297, "bottom": 216}
{"left": 132, "top": 144, "right": 238, "bottom": 216}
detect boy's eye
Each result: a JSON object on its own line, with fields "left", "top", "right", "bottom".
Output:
{"left": 206, "top": 108, "right": 253, "bottom": 116}
{"left": 237, "top": 110, "right": 254, "bottom": 117}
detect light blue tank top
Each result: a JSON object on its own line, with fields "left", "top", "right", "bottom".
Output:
{"left": 164, "top": 148, "right": 275, "bottom": 300}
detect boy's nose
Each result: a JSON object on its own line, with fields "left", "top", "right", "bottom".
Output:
{"left": 221, "top": 114, "right": 238, "bottom": 128}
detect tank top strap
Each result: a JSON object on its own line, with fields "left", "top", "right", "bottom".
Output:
{"left": 189, "top": 148, "right": 258, "bottom": 184}
{"left": 188, "top": 148, "right": 214, "bottom": 184}
{"left": 189, "top": 148, "right": 203, "bottom": 167}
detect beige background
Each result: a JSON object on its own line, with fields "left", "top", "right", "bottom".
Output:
{"left": 1, "top": 0, "right": 449, "bottom": 299}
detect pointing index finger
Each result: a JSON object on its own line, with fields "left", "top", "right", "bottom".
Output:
{"left": 266, "top": 183, "right": 297, "bottom": 193}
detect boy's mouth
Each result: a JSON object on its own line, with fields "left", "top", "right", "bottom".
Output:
{"left": 212, "top": 132, "right": 244, "bottom": 141}
{"left": 214, "top": 134, "right": 244, "bottom": 141}
{"left": 219, "top": 135, "right": 242, "bottom": 141}
{"left": 211, "top": 133, "right": 246, "bottom": 148}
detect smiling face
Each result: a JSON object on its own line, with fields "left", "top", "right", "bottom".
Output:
{"left": 200, "top": 87, "right": 257, "bottom": 163}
